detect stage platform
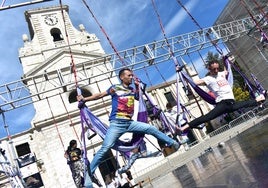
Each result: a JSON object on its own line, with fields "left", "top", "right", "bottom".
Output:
{"left": 133, "top": 108, "right": 268, "bottom": 188}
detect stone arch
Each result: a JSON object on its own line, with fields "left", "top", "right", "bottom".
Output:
{"left": 68, "top": 87, "right": 92, "bottom": 103}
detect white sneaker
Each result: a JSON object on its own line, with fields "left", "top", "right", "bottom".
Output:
{"left": 176, "top": 115, "right": 187, "bottom": 126}
{"left": 180, "top": 138, "right": 189, "bottom": 144}
{"left": 256, "top": 94, "right": 265, "bottom": 102}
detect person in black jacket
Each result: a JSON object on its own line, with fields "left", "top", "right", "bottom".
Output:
{"left": 64, "top": 140, "right": 84, "bottom": 188}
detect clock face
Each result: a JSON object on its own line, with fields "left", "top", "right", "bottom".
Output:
{"left": 44, "top": 15, "right": 58, "bottom": 26}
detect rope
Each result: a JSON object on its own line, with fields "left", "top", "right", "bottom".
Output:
{"left": 154, "top": 64, "right": 168, "bottom": 84}
{"left": 144, "top": 136, "right": 161, "bottom": 152}
{"left": 176, "top": 0, "right": 203, "bottom": 31}
{"left": 81, "top": 0, "right": 126, "bottom": 67}
{"left": 186, "top": 53, "right": 198, "bottom": 73}
{"left": 252, "top": 0, "right": 268, "bottom": 20}
{"left": 239, "top": 0, "right": 268, "bottom": 41}
{"left": 58, "top": 0, "right": 79, "bottom": 89}
{"left": 175, "top": 0, "right": 226, "bottom": 55}
{"left": 152, "top": 0, "right": 196, "bottom": 120}
{"left": 59, "top": 93, "right": 81, "bottom": 143}
{"left": 150, "top": 0, "right": 180, "bottom": 67}
{"left": 46, "top": 97, "right": 65, "bottom": 149}
{"left": 143, "top": 67, "right": 153, "bottom": 87}
{"left": 197, "top": 50, "right": 207, "bottom": 66}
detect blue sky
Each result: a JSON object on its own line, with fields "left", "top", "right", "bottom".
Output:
{"left": 0, "top": 0, "right": 229, "bottom": 138}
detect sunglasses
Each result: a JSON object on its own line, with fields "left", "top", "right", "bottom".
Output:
{"left": 211, "top": 67, "right": 219, "bottom": 71}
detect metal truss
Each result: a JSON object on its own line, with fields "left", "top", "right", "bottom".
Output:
{"left": 0, "top": 15, "right": 264, "bottom": 111}
{"left": 0, "top": 0, "right": 52, "bottom": 11}
{"left": 247, "top": 12, "right": 268, "bottom": 36}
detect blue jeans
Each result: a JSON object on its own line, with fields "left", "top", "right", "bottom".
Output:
{"left": 83, "top": 171, "right": 93, "bottom": 188}
{"left": 90, "top": 119, "right": 175, "bottom": 174}
{"left": 118, "top": 152, "right": 140, "bottom": 174}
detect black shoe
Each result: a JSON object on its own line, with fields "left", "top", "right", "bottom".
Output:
{"left": 91, "top": 175, "right": 102, "bottom": 187}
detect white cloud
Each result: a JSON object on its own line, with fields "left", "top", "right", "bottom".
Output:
{"left": 156, "top": 0, "right": 199, "bottom": 39}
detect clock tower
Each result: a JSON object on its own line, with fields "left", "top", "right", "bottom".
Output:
{"left": 18, "top": 5, "right": 117, "bottom": 187}
{"left": 20, "top": 5, "right": 105, "bottom": 74}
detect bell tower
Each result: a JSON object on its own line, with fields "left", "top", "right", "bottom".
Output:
{"left": 19, "top": 5, "right": 115, "bottom": 124}
{"left": 19, "top": 5, "right": 105, "bottom": 76}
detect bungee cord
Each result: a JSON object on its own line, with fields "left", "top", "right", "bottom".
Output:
{"left": 176, "top": 0, "right": 202, "bottom": 31}
{"left": 150, "top": 0, "right": 181, "bottom": 67}
{"left": 58, "top": 1, "right": 79, "bottom": 89}
{"left": 81, "top": 0, "right": 126, "bottom": 67}
{"left": 46, "top": 96, "right": 65, "bottom": 149}
{"left": 59, "top": 93, "right": 81, "bottom": 142}
{"left": 252, "top": 0, "right": 268, "bottom": 20}
{"left": 57, "top": 1, "right": 96, "bottom": 186}
{"left": 150, "top": 0, "right": 185, "bottom": 126}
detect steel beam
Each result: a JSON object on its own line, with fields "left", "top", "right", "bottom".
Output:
{"left": 0, "top": 15, "right": 263, "bottom": 111}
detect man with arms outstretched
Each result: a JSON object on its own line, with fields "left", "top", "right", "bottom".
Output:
{"left": 77, "top": 68, "right": 180, "bottom": 175}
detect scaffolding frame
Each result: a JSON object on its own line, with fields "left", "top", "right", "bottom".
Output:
{"left": 0, "top": 15, "right": 264, "bottom": 112}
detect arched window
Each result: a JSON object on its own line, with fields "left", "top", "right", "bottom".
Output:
{"left": 68, "top": 88, "right": 92, "bottom": 103}
{"left": 50, "top": 28, "right": 63, "bottom": 42}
